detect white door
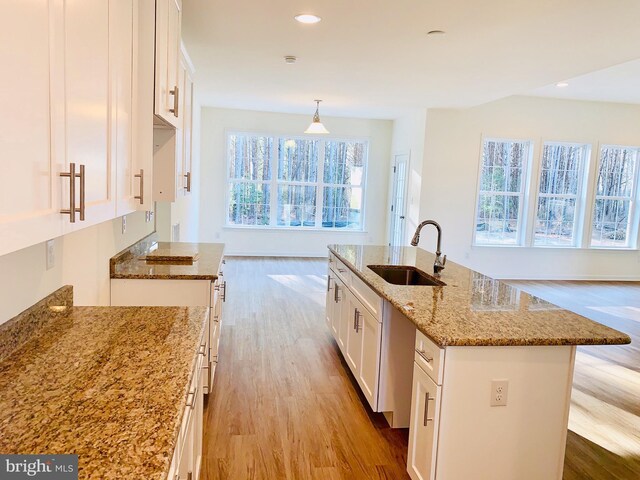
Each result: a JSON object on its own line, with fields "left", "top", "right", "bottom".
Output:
{"left": 407, "top": 362, "right": 441, "bottom": 480}
{"left": 389, "top": 153, "right": 410, "bottom": 246}
{"left": 154, "top": 0, "right": 181, "bottom": 127}
{"left": 0, "top": 2, "right": 63, "bottom": 256}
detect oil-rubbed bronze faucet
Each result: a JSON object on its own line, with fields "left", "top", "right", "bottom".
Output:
{"left": 411, "top": 220, "right": 447, "bottom": 275}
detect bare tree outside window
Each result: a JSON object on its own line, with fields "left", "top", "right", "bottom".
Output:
{"left": 534, "top": 143, "right": 589, "bottom": 246}
{"left": 226, "top": 133, "right": 367, "bottom": 230}
{"left": 591, "top": 146, "right": 639, "bottom": 247}
{"left": 475, "top": 139, "right": 531, "bottom": 245}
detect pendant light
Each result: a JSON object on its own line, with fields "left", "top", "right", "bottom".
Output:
{"left": 304, "top": 99, "right": 330, "bottom": 134}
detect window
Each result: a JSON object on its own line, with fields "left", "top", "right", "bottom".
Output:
{"left": 533, "top": 143, "right": 590, "bottom": 246}
{"left": 474, "top": 139, "right": 531, "bottom": 245}
{"left": 227, "top": 134, "right": 272, "bottom": 226}
{"left": 591, "top": 145, "right": 640, "bottom": 248}
{"left": 227, "top": 133, "right": 368, "bottom": 230}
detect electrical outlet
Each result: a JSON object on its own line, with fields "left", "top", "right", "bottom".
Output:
{"left": 490, "top": 379, "right": 509, "bottom": 407}
{"left": 122, "top": 216, "right": 127, "bottom": 234}
{"left": 46, "top": 239, "right": 55, "bottom": 270}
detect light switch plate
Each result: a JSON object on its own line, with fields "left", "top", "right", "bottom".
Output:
{"left": 46, "top": 239, "right": 55, "bottom": 270}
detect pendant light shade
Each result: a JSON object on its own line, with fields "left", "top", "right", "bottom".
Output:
{"left": 305, "top": 100, "right": 329, "bottom": 134}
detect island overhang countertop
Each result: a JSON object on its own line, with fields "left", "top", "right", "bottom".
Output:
{"left": 0, "top": 288, "right": 208, "bottom": 480}
{"left": 328, "top": 244, "right": 631, "bottom": 348}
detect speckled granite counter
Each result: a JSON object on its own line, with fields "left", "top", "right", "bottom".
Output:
{"left": 0, "top": 286, "right": 208, "bottom": 480}
{"left": 111, "top": 233, "right": 225, "bottom": 280}
{"left": 328, "top": 245, "right": 631, "bottom": 347}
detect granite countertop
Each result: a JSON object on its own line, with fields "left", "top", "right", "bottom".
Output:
{"left": 328, "top": 244, "right": 631, "bottom": 347}
{"left": 111, "top": 233, "right": 225, "bottom": 280}
{"left": 0, "top": 287, "right": 208, "bottom": 480}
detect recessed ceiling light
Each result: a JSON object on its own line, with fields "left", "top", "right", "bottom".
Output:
{"left": 427, "top": 30, "right": 446, "bottom": 36}
{"left": 295, "top": 14, "right": 321, "bottom": 24}
{"left": 556, "top": 82, "right": 569, "bottom": 88}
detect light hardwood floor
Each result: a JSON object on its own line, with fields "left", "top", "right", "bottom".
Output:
{"left": 203, "top": 257, "right": 409, "bottom": 480}
{"left": 203, "top": 258, "right": 640, "bottom": 479}
{"left": 509, "top": 280, "right": 640, "bottom": 480}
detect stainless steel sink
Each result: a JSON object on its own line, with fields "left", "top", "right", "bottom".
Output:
{"left": 367, "top": 265, "right": 446, "bottom": 286}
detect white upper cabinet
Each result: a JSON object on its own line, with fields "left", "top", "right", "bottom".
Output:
{"left": 154, "top": 0, "right": 182, "bottom": 127}
{"left": 117, "top": 0, "right": 155, "bottom": 215}
{"left": 0, "top": 1, "right": 63, "bottom": 257}
{"left": 61, "top": 0, "right": 116, "bottom": 232}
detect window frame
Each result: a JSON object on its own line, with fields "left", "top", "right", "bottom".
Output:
{"left": 587, "top": 143, "right": 640, "bottom": 249}
{"left": 530, "top": 141, "right": 591, "bottom": 248}
{"left": 225, "top": 131, "right": 369, "bottom": 232}
{"left": 472, "top": 136, "right": 534, "bottom": 247}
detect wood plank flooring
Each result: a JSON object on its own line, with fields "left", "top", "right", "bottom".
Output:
{"left": 509, "top": 280, "right": 640, "bottom": 480}
{"left": 203, "top": 257, "right": 409, "bottom": 480}
{"left": 203, "top": 259, "right": 640, "bottom": 479}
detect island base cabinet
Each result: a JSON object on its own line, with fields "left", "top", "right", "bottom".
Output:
{"left": 408, "top": 345, "right": 576, "bottom": 480}
{"left": 408, "top": 362, "right": 441, "bottom": 480}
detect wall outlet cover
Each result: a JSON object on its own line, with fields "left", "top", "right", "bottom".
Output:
{"left": 490, "top": 379, "right": 509, "bottom": 407}
{"left": 122, "top": 216, "right": 127, "bottom": 234}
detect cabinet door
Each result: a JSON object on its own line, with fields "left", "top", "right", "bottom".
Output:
{"left": 181, "top": 66, "right": 194, "bottom": 195}
{"left": 325, "top": 272, "right": 334, "bottom": 329}
{"left": 407, "top": 363, "right": 441, "bottom": 480}
{"left": 0, "top": 1, "right": 63, "bottom": 256}
{"left": 113, "top": 0, "right": 136, "bottom": 217}
{"left": 335, "top": 278, "right": 349, "bottom": 353}
{"left": 63, "top": 0, "right": 115, "bottom": 232}
{"left": 358, "top": 307, "right": 381, "bottom": 410}
{"left": 345, "top": 293, "right": 362, "bottom": 374}
{"left": 154, "top": 0, "right": 181, "bottom": 127}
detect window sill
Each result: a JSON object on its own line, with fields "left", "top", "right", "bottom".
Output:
{"left": 223, "top": 225, "right": 368, "bottom": 233}
{"left": 472, "top": 244, "right": 638, "bottom": 252}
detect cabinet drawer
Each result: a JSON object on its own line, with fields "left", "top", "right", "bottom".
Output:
{"left": 333, "top": 257, "right": 351, "bottom": 285}
{"left": 350, "top": 273, "right": 382, "bottom": 321}
{"left": 415, "top": 329, "right": 445, "bottom": 385}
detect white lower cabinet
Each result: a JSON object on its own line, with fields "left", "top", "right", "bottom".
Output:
{"left": 168, "top": 339, "right": 204, "bottom": 480}
{"left": 407, "top": 362, "right": 441, "bottom": 480}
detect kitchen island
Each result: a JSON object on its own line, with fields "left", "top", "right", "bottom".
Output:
{"left": 0, "top": 286, "right": 208, "bottom": 480}
{"left": 327, "top": 244, "right": 630, "bottom": 480}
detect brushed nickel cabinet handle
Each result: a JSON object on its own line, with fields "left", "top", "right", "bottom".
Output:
{"left": 169, "top": 86, "right": 179, "bottom": 117}
{"left": 222, "top": 281, "right": 227, "bottom": 302}
{"left": 424, "top": 392, "right": 434, "bottom": 426}
{"left": 334, "top": 285, "right": 340, "bottom": 303}
{"left": 326, "top": 276, "right": 331, "bottom": 292}
{"left": 187, "top": 472, "right": 193, "bottom": 480}
{"left": 134, "top": 169, "right": 144, "bottom": 204}
{"left": 76, "top": 164, "right": 85, "bottom": 221}
{"left": 338, "top": 267, "right": 346, "bottom": 273}
{"left": 60, "top": 163, "right": 76, "bottom": 222}
{"left": 184, "top": 171, "right": 191, "bottom": 192}
{"left": 355, "top": 309, "right": 361, "bottom": 333}
{"left": 416, "top": 349, "right": 434, "bottom": 364}
{"left": 185, "top": 387, "right": 196, "bottom": 408}
{"left": 353, "top": 308, "right": 358, "bottom": 331}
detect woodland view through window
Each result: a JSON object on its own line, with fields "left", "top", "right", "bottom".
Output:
{"left": 227, "top": 133, "right": 367, "bottom": 230}
{"left": 475, "top": 138, "right": 640, "bottom": 249}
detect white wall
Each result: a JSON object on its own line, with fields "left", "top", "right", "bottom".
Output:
{"left": 0, "top": 212, "right": 153, "bottom": 325}
{"left": 388, "top": 109, "right": 428, "bottom": 245}
{"left": 419, "top": 95, "right": 640, "bottom": 280}
{"left": 199, "top": 107, "right": 393, "bottom": 256}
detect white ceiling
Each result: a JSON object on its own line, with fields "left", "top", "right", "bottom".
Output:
{"left": 182, "top": 0, "right": 640, "bottom": 119}
{"left": 526, "top": 59, "right": 640, "bottom": 105}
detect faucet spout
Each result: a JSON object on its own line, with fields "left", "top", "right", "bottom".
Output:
{"left": 411, "top": 220, "right": 447, "bottom": 274}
